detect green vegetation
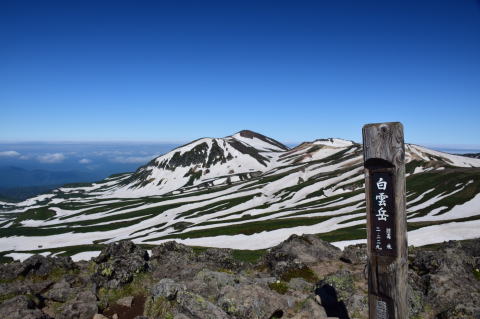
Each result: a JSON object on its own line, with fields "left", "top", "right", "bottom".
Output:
{"left": 98, "top": 272, "right": 151, "bottom": 307}
{"left": 268, "top": 281, "right": 289, "bottom": 294}
{"left": 281, "top": 266, "right": 318, "bottom": 283}
{"left": 144, "top": 296, "right": 175, "bottom": 319}
{"left": 231, "top": 249, "right": 266, "bottom": 264}
{"left": 149, "top": 215, "right": 340, "bottom": 241}
{"left": 14, "top": 207, "right": 56, "bottom": 223}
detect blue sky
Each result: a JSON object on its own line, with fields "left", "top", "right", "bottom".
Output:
{"left": 1, "top": 0, "right": 479, "bottom": 146}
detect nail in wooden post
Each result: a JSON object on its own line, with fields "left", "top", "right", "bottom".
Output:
{"left": 362, "top": 122, "right": 407, "bottom": 319}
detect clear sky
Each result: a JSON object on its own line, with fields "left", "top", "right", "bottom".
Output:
{"left": 1, "top": 0, "right": 479, "bottom": 146}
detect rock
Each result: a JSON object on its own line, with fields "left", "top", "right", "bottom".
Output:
{"left": 0, "top": 295, "right": 48, "bottom": 319}
{"left": 0, "top": 280, "right": 53, "bottom": 298}
{"left": 264, "top": 234, "right": 340, "bottom": 278}
{"left": 186, "top": 270, "right": 244, "bottom": 299}
{"left": 217, "top": 283, "right": 293, "bottom": 319}
{"left": 20, "top": 255, "right": 76, "bottom": 278}
{"left": 0, "top": 255, "right": 76, "bottom": 281}
{"left": 92, "top": 314, "right": 109, "bottom": 319}
{"left": 93, "top": 240, "right": 149, "bottom": 289}
{"left": 287, "top": 278, "right": 314, "bottom": 292}
{"left": 116, "top": 295, "right": 134, "bottom": 308}
{"left": 316, "top": 270, "right": 366, "bottom": 318}
{"left": 112, "top": 314, "right": 118, "bottom": 319}
{"left": 151, "top": 278, "right": 186, "bottom": 301}
{"left": 340, "top": 244, "right": 367, "bottom": 265}
{"left": 291, "top": 297, "right": 328, "bottom": 319}
{"left": 177, "top": 291, "right": 230, "bottom": 319}
{"left": 150, "top": 241, "right": 241, "bottom": 281}
{"left": 409, "top": 243, "right": 480, "bottom": 317}
{"left": 57, "top": 290, "right": 97, "bottom": 319}
{"left": 43, "top": 278, "right": 76, "bottom": 302}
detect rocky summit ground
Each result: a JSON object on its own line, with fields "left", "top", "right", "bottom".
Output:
{"left": 0, "top": 235, "right": 479, "bottom": 319}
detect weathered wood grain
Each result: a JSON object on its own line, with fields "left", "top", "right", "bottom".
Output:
{"left": 362, "top": 122, "right": 407, "bottom": 319}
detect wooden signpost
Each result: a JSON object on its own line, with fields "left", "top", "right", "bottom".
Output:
{"left": 362, "top": 122, "right": 408, "bottom": 319}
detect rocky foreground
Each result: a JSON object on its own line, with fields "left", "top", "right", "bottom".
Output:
{"left": 1, "top": 235, "right": 479, "bottom": 319}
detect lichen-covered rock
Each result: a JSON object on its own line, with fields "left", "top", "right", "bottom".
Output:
{"left": 0, "top": 280, "right": 53, "bottom": 299}
{"left": 0, "top": 255, "right": 76, "bottom": 282}
{"left": 217, "top": 283, "right": 293, "bottom": 319}
{"left": 340, "top": 244, "right": 367, "bottom": 265}
{"left": 291, "top": 297, "right": 328, "bottom": 319}
{"left": 264, "top": 234, "right": 341, "bottom": 278}
{"left": 409, "top": 241, "right": 480, "bottom": 317}
{"left": 177, "top": 291, "right": 230, "bottom": 319}
{"left": 0, "top": 295, "right": 48, "bottom": 319}
{"left": 316, "top": 269, "right": 366, "bottom": 318}
{"left": 43, "top": 277, "right": 77, "bottom": 302}
{"left": 57, "top": 290, "right": 97, "bottom": 319}
{"left": 151, "top": 278, "right": 186, "bottom": 301}
{"left": 93, "top": 240, "right": 149, "bottom": 289}
{"left": 150, "top": 241, "right": 241, "bottom": 281}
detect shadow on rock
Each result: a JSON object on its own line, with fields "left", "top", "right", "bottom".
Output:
{"left": 315, "top": 283, "right": 350, "bottom": 319}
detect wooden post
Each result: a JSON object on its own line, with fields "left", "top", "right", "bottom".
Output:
{"left": 362, "top": 122, "right": 408, "bottom": 319}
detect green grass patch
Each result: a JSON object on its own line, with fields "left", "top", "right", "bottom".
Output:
{"left": 231, "top": 249, "right": 266, "bottom": 264}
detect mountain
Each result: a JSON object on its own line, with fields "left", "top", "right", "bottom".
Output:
{"left": 1, "top": 130, "right": 480, "bottom": 260}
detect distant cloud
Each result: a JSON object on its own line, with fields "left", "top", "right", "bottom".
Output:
{"left": 79, "top": 158, "right": 92, "bottom": 164}
{"left": 37, "top": 153, "right": 66, "bottom": 163}
{"left": 19, "top": 155, "right": 30, "bottom": 160}
{"left": 0, "top": 150, "right": 20, "bottom": 157}
{"left": 110, "top": 155, "right": 157, "bottom": 164}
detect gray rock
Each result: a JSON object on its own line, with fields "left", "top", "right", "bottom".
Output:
{"left": 151, "top": 278, "right": 186, "bottom": 301}
{"left": 0, "top": 295, "right": 48, "bottom": 319}
{"left": 0, "top": 255, "right": 75, "bottom": 281}
{"left": 177, "top": 291, "right": 229, "bottom": 319}
{"left": 291, "top": 297, "right": 328, "bottom": 319}
{"left": 57, "top": 290, "right": 97, "bottom": 319}
{"left": 150, "top": 241, "right": 241, "bottom": 282}
{"left": 287, "top": 278, "right": 314, "bottom": 292}
{"left": 186, "top": 269, "right": 247, "bottom": 299}
{"left": 0, "top": 280, "right": 53, "bottom": 298}
{"left": 93, "top": 240, "right": 149, "bottom": 289}
{"left": 116, "top": 295, "right": 134, "bottom": 308}
{"left": 316, "top": 270, "right": 366, "bottom": 318}
{"left": 43, "top": 278, "right": 76, "bottom": 302}
{"left": 218, "top": 283, "right": 293, "bottom": 319}
{"left": 409, "top": 242, "right": 480, "bottom": 317}
{"left": 340, "top": 244, "right": 367, "bottom": 265}
{"left": 264, "top": 234, "right": 341, "bottom": 278}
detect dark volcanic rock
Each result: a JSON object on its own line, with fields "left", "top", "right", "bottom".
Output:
{"left": 93, "top": 240, "right": 149, "bottom": 289}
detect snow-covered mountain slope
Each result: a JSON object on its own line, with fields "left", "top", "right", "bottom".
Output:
{"left": 1, "top": 130, "right": 480, "bottom": 259}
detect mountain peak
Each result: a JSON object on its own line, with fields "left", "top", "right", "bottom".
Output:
{"left": 231, "top": 130, "right": 289, "bottom": 151}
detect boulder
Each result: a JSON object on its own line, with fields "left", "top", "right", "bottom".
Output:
{"left": 57, "top": 290, "right": 97, "bottom": 319}
{"left": 150, "top": 241, "right": 241, "bottom": 281}
{"left": 340, "top": 244, "right": 367, "bottom": 265}
{"left": 264, "top": 234, "right": 341, "bottom": 278}
{"left": 0, "top": 295, "right": 48, "bottom": 319}
{"left": 151, "top": 278, "right": 186, "bottom": 301}
{"left": 217, "top": 283, "right": 293, "bottom": 319}
{"left": 93, "top": 241, "right": 149, "bottom": 289}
